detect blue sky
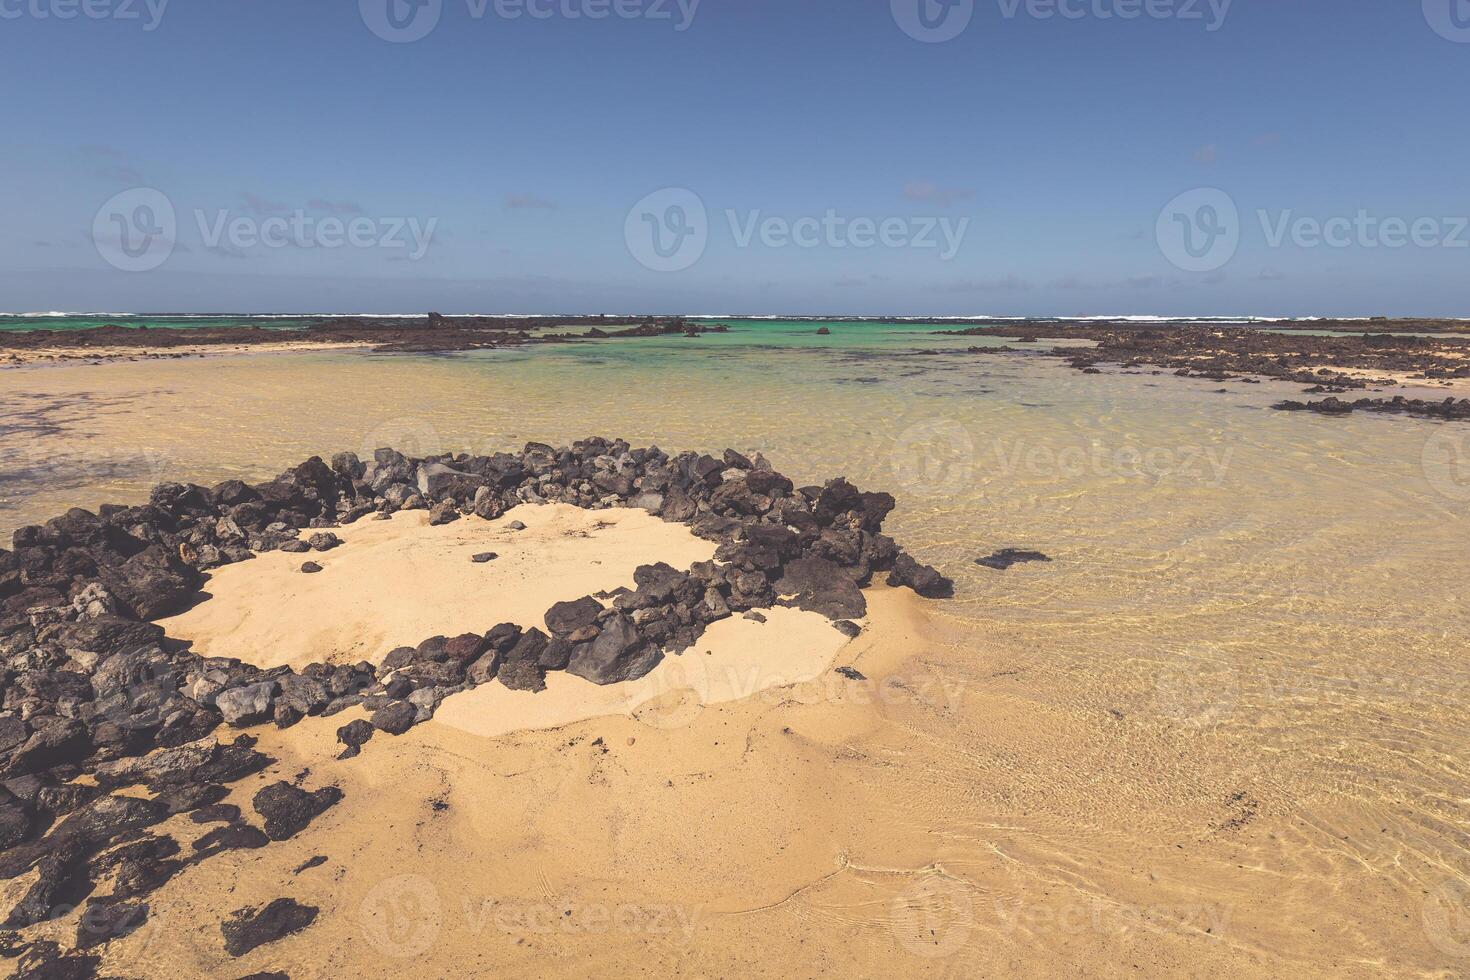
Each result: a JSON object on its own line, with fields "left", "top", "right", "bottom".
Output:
{"left": 1, "top": 0, "right": 1467, "bottom": 316}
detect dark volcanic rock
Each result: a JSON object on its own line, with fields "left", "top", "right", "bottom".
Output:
{"left": 775, "top": 557, "right": 867, "bottom": 620}
{"left": 157, "top": 781, "right": 229, "bottom": 815}
{"left": 886, "top": 552, "right": 954, "bottom": 599}
{"left": 3, "top": 719, "right": 93, "bottom": 778}
{"left": 975, "top": 549, "right": 1051, "bottom": 571}
{"left": 336, "top": 719, "right": 374, "bottom": 749}
{"left": 566, "top": 615, "right": 657, "bottom": 685}
{"left": 0, "top": 788, "right": 33, "bottom": 849}
{"left": 544, "top": 596, "right": 604, "bottom": 638}
{"left": 190, "top": 803, "right": 242, "bottom": 824}
{"left": 216, "top": 682, "right": 277, "bottom": 727}
{"left": 75, "top": 897, "right": 148, "bottom": 950}
{"left": 1273, "top": 394, "right": 1470, "bottom": 420}
{"left": 300, "top": 561, "right": 323, "bottom": 574}
{"left": 370, "top": 701, "right": 418, "bottom": 735}
{"left": 53, "top": 615, "right": 164, "bottom": 657}
{"left": 193, "top": 821, "right": 270, "bottom": 859}
{"left": 497, "top": 658, "right": 548, "bottom": 692}
{"left": 427, "top": 500, "right": 460, "bottom": 526}
{"left": 98, "top": 545, "right": 201, "bottom": 620}
{"left": 307, "top": 532, "right": 342, "bottom": 552}
{"left": 221, "top": 897, "right": 318, "bottom": 957}
{"left": 251, "top": 781, "right": 343, "bottom": 841}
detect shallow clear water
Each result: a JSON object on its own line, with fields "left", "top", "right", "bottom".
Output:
{"left": 2, "top": 337, "right": 1468, "bottom": 972}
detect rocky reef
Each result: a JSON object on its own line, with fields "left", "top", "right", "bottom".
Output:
{"left": 1271, "top": 395, "right": 1470, "bottom": 420}
{"left": 939, "top": 323, "right": 1470, "bottom": 393}
{"left": 0, "top": 315, "right": 729, "bottom": 363}
{"left": 0, "top": 438, "right": 951, "bottom": 973}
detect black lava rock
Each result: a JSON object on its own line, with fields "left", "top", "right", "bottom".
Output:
{"left": 221, "top": 898, "right": 318, "bottom": 957}
{"left": 250, "top": 781, "right": 343, "bottom": 841}
{"left": 975, "top": 549, "right": 1051, "bottom": 571}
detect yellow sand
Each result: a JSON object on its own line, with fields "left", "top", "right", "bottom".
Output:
{"left": 160, "top": 501, "right": 854, "bottom": 739}
{"left": 159, "top": 504, "right": 722, "bottom": 670}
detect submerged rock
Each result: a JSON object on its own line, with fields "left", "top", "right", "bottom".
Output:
{"left": 974, "top": 549, "right": 1051, "bottom": 571}
{"left": 221, "top": 897, "right": 318, "bottom": 957}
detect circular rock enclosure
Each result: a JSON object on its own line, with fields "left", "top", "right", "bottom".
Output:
{"left": 0, "top": 437, "right": 952, "bottom": 974}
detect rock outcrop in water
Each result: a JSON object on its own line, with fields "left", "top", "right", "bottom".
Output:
{"left": 0, "top": 316, "right": 734, "bottom": 365}
{"left": 0, "top": 439, "right": 952, "bottom": 973}
{"left": 1271, "top": 395, "right": 1470, "bottom": 420}
{"left": 938, "top": 322, "right": 1470, "bottom": 397}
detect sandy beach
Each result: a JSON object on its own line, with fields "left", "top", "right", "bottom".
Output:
{"left": 2, "top": 335, "right": 1468, "bottom": 979}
